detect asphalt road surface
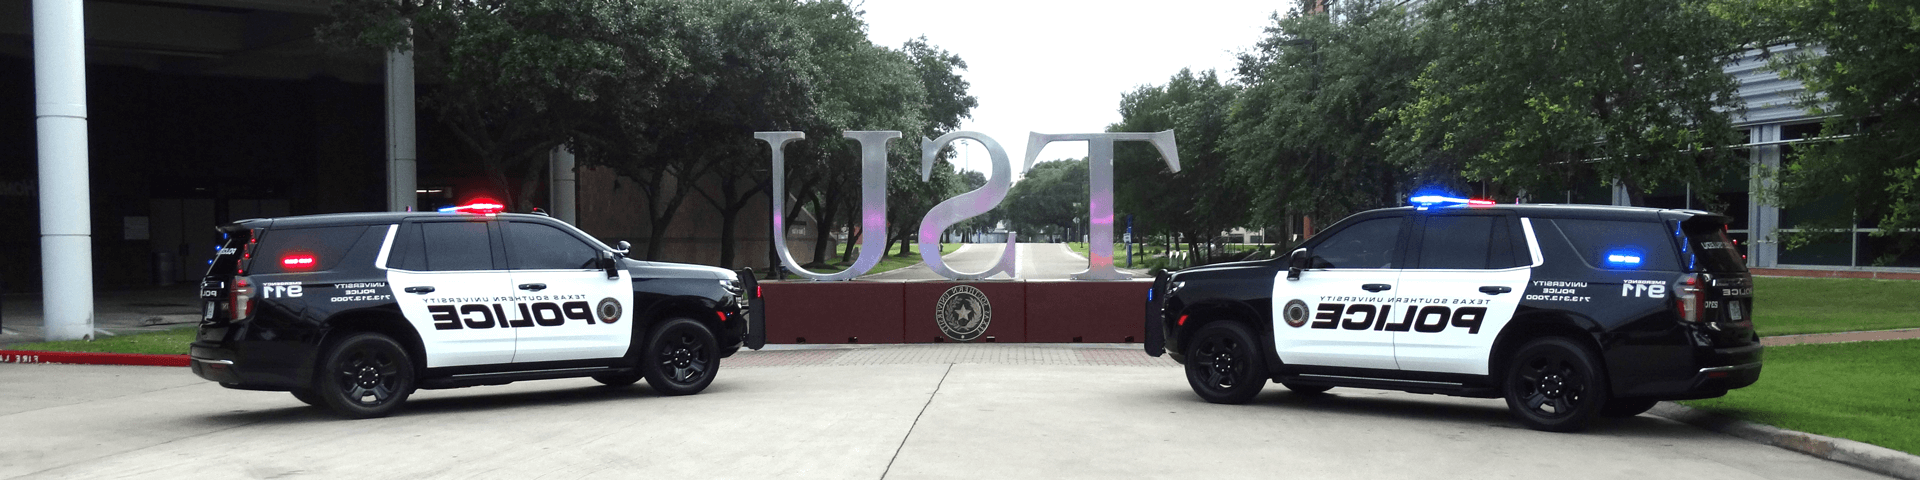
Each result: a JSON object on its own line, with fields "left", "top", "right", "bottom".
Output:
{"left": 865, "top": 243, "right": 1148, "bottom": 281}
{"left": 0, "top": 346, "right": 1889, "bottom": 480}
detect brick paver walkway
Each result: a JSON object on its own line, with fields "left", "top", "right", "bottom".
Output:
{"left": 725, "top": 343, "right": 1179, "bottom": 368}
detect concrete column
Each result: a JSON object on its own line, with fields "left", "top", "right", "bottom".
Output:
{"left": 549, "top": 145, "right": 576, "bottom": 224}
{"left": 386, "top": 46, "right": 417, "bottom": 212}
{"left": 1749, "top": 125, "right": 1782, "bottom": 267}
{"left": 33, "top": 0, "right": 95, "bottom": 341}
{"left": 1611, "top": 180, "right": 1631, "bottom": 206}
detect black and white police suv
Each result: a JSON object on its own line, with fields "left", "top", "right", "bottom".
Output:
{"left": 1143, "top": 196, "right": 1761, "bottom": 431}
{"left": 189, "top": 201, "right": 765, "bottom": 418}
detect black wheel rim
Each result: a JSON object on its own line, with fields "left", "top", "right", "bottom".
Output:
{"left": 657, "top": 327, "right": 710, "bottom": 385}
{"left": 336, "top": 345, "right": 403, "bottom": 406}
{"left": 1513, "top": 349, "right": 1587, "bottom": 418}
{"left": 1193, "top": 333, "right": 1247, "bottom": 391}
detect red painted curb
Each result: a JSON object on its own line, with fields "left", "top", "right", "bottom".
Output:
{"left": 0, "top": 350, "right": 190, "bottom": 367}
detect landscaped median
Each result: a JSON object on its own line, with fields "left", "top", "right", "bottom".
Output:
{"left": 0, "top": 326, "right": 192, "bottom": 367}
{"left": 1754, "top": 276, "right": 1920, "bottom": 335}
{"left": 1679, "top": 339, "right": 1920, "bottom": 456}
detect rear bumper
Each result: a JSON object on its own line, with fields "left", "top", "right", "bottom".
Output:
{"left": 188, "top": 343, "right": 297, "bottom": 390}
{"left": 1611, "top": 339, "right": 1763, "bottom": 400}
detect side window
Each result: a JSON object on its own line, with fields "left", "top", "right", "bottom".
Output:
{"left": 1416, "top": 215, "right": 1505, "bottom": 270}
{"left": 1549, "top": 219, "right": 1681, "bottom": 271}
{"left": 419, "top": 222, "right": 495, "bottom": 271}
{"left": 248, "top": 226, "right": 371, "bottom": 274}
{"left": 1311, "top": 217, "right": 1403, "bottom": 269}
{"left": 506, "top": 221, "right": 599, "bottom": 270}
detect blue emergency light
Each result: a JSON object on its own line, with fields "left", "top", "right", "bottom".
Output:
{"left": 1605, "top": 250, "right": 1644, "bottom": 267}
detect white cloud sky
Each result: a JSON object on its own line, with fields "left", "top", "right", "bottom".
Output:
{"left": 856, "top": 0, "right": 1288, "bottom": 175}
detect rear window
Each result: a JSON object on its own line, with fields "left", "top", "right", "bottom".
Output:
{"left": 1683, "top": 220, "right": 1748, "bottom": 273}
{"left": 205, "top": 228, "right": 254, "bottom": 277}
{"left": 1545, "top": 219, "right": 1681, "bottom": 271}
{"left": 248, "top": 226, "right": 372, "bottom": 274}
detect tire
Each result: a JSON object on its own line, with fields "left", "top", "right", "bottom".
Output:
{"left": 640, "top": 318, "right": 720, "bottom": 396}
{"left": 1183, "top": 322, "right": 1268, "bottom": 404}
{"left": 1281, "top": 383, "right": 1332, "bottom": 395}
{"left": 1600, "top": 397, "right": 1659, "bottom": 418}
{"left": 1503, "top": 337, "right": 1608, "bottom": 432}
{"left": 592, "top": 372, "right": 644, "bottom": 387}
{"left": 315, "top": 332, "right": 416, "bottom": 419}
{"left": 289, "top": 388, "right": 325, "bottom": 407}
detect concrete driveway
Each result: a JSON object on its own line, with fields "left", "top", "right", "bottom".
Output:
{"left": 0, "top": 345, "right": 1889, "bottom": 479}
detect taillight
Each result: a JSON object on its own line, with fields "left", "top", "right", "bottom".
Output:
{"left": 1674, "top": 274, "right": 1703, "bottom": 322}
{"left": 230, "top": 276, "right": 255, "bottom": 320}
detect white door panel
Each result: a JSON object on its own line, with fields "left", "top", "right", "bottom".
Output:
{"left": 506, "top": 268, "right": 633, "bottom": 363}
{"left": 388, "top": 269, "right": 518, "bottom": 368}
{"left": 1272, "top": 269, "right": 1401, "bottom": 369}
{"left": 1391, "top": 267, "right": 1531, "bottom": 374}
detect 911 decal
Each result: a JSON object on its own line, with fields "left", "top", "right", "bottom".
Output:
{"left": 1307, "top": 303, "right": 1489, "bottom": 334}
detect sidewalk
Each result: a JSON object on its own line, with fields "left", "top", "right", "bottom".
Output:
{"left": 0, "top": 284, "right": 203, "bottom": 347}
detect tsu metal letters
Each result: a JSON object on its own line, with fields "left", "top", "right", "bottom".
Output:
{"left": 757, "top": 131, "right": 897, "bottom": 281}
{"left": 1023, "top": 132, "right": 1180, "bottom": 280}
{"left": 758, "top": 129, "right": 1179, "bottom": 282}
{"left": 934, "top": 285, "right": 992, "bottom": 342}
{"left": 918, "top": 131, "right": 1016, "bottom": 280}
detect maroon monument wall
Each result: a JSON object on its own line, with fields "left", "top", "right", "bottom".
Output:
{"left": 760, "top": 280, "right": 1151, "bottom": 344}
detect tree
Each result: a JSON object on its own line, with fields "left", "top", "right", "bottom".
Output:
{"left": 570, "top": 0, "right": 819, "bottom": 261}
{"left": 1005, "top": 160, "right": 1089, "bottom": 240}
{"left": 1113, "top": 68, "right": 1246, "bottom": 261}
{"left": 320, "top": 0, "right": 640, "bottom": 212}
{"left": 1227, "top": 0, "right": 1425, "bottom": 229}
{"left": 1389, "top": 0, "right": 1748, "bottom": 206}
{"left": 1728, "top": 0, "right": 1920, "bottom": 263}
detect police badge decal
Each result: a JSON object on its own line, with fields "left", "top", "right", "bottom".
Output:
{"left": 935, "top": 285, "right": 992, "bottom": 341}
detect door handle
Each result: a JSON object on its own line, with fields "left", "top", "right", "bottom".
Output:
{"left": 518, "top": 283, "right": 547, "bottom": 291}
{"left": 1361, "top": 283, "right": 1392, "bottom": 292}
{"left": 404, "top": 286, "right": 435, "bottom": 294}
{"left": 1479, "top": 286, "right": 1512, "bottom": 295}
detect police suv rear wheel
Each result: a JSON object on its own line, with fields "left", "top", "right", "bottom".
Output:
{"left": 1185, "top": 322, "right": 1267, "bottom": 404}
{"left": 641, "top": 318, "right": 719, "bottom": 396}
{"left": 1503, "top": 337, "right": 1607, "bottom": 432}
{"left": 316, "top": 332, "right": 416, "bottom": 419}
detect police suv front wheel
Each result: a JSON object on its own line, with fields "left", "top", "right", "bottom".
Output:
{"left": 641, "top": 318, "right": 719, "bottom": 396}
{"left": 316, "top": 332, "right": 416, "bottom": 419}
{"left": 1503, "top": 337, "right": 1608, "bottom": 432}
{"left": 1184, "top": 322, "right": 1267, "bottom": 404}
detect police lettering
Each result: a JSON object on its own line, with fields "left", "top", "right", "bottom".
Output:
{"left": 1311, "top": 303, "right": 1487, "bottom": 334}
{"left": 429, "top": 301, "right": 595, "bottom": 330}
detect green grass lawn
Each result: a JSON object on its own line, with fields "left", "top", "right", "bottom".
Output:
{"left": 8, "top": 327, "right": 195, "bottom": 355}
{"left": 1679, "top": 339, "right": 1920, "bottom": 455}
{"left": 799, "top": 242, "right": 960, "bottom": 276}
{"left": 1754, "top": 277, "right": 1920, "bottom": 336}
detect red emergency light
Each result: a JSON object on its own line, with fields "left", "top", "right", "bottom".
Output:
{"left": 281, "top": 253, "right": 317, "bottom": 269}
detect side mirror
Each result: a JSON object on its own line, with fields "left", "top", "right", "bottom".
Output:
{"left": 613, "top": 240, "right": 631, "bottom": 258}
{"left": 599, "top": 250, "right": 620, "bottom": 279}
{"left": 1286, "top": 247, "right": 1311, "bottom": 281}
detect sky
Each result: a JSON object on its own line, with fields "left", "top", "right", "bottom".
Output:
{"left": 856, "top": 0, "right": 1290, "bottom": 176}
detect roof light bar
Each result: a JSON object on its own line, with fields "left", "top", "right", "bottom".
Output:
{"left": 439, "top": 199, "right": 506, "bottom": 216}
{"left": 1409, "top": 195, "right": 1497, "bottom": 210}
